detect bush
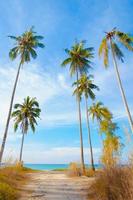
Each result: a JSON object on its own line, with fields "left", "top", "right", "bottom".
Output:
{"left": 89, "top": 166, "right": 133, "bottom": 200}
{"left": 0, "top": 164, "right": 28, "bottom": 200}
{"left": 0, "top": 165, "right": 25, "bottom": 186}
{"left": 67, "top": 162, "right": 81, "bottom": 177}
{"left": 0, "top": 183, "right": 18, "bottom": 200}
{"left": 86, "top": 168, "right": 96, "bottom": 177}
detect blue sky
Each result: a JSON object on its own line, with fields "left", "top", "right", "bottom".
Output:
{"left": 0, "top": 0, "right": 133, "bottom": 164}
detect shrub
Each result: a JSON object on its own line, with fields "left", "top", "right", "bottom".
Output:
{"left": 0, "top": 164, "right": 28, "bottom": 200}
{"left": 67, "top": 162, "right": 81, "bottom": 177}
{"left": 0, "top": 183, "right": 18, "bottom": 200}
{"left": 89, "top": 166, "right": 133, "bottom": 200}
{"left": 86, "top": 168, "right": 96, "bottom": 177}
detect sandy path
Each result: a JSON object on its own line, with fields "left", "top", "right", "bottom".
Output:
{"left": 19, "top": 171, "right": 94, "bottom": 200}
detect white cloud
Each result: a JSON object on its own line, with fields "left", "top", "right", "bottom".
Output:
{"left": 0, "top": 63, "right": 73, "bottom": 140}
{"left": 0, "top": 59, "right": 132, "bottom": 141}
{"left": 3, "top": 145, "right": 101, "bottom": 164}
{"left": 57, "top": 74, "right": 71, "bottom": 91}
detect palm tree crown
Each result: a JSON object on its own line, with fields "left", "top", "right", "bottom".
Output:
{"left": 9, "top": 27, "right": 44, "bottom": 64}
{"left": 12, "top": 96, "right": 41, "bottom": 133}
{"left": 99, "top": 28, "right": 133, "bottom": 67}
{"left": 89, "top": 101, "right": 112, "bottom": 123}
{"left": 73, "top": 74, "right": 99, "bottom": 99}
{"left": 61, "top": 40, "right": 94, "bottom": 76}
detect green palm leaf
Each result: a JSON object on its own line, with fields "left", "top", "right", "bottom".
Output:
{"left": 112, "top": 42, "right": 124, "bottom": 62}
{"left": 116, "top": 31, "right": 133, "bottom": 51}
{"left": 99, "top": 38, "right": 109, "bottom": 67}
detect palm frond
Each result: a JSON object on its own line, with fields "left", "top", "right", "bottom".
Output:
{"left": 9, "top": 47, "right": 19, "bottom": 60}
{"left": 30, "top": 48, "right": 37, "bottom": 59}
{"left": 61, "top": 57, "right": 72, "bottom": 67}
{"left": 14, "top": 122, "right": 18, "bottom": 132}
{"left": 8, "top": 36, "right": 18, "bottom": 40}
{"left": 33, "top": 35, "right": 44, "bottom": 40}
{"left": 37, "top": 43, "right": 45, "bottom": 48}
{"left": 99, "top": 38, "right": 109, "bottom": 67}
{"left": 14, "top": 103, "right": 22, "bottom": 109}
{"left": 88, "top": 89, "right": 96, "bottom": 100}
{"left": 112, "top": 42, "right": 124, "bottom": 62}
{"left": 116, "top": 31, "right": 133, "bottom": 51}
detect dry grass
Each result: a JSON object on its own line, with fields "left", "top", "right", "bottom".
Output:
{"left": 67, "top": 162, "right": 82, "bottom": 177}
{"left": 67, "top": 162, "right": 97, "bottom": 177}
{"left": 85, "top": 168, "right": 96, "bottom": 177}
{"left": 0, "top": 163, "right": 32, "bottom": 200}
{"left": 0, "top": 183, "right": 17, "bottom": 200}
{"left": 89, "top": 166, "right": 133, "bottom": 200}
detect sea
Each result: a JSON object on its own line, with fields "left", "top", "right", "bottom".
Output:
{"left": 24, "top": 164, "right": 101, "bottom": 171}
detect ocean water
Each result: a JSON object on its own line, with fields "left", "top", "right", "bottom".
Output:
{"left": 24, "top": 163, "right": 101, "bottom": 170}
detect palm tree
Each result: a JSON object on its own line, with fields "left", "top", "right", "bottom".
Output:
{"left": 0, "top": 27, "right": 44, "bottom": 163}
{"left": 73, "top": 74, "right": 99, "bottom": 171}
{"left": 89, "top": 101, "right": 112, "bottom": 141}
{"left": 61, "top": 41, "right": 94, "bottom": 174}
{"left": 99, "top": 28, "right": 133, "bottom": 132}
{"left": 12, "top": 96, "right": 41, "bottom": 162}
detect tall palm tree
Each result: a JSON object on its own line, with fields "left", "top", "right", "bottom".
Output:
{"left": 0, "top": 27, "right": 44, "bottom": 163}
{"left": 61, "top": 41, "right": 94, "bottom": 174}
{"left": 73, "top": 74, "right": 99, "bottom": 171}
{"left": 12, "top": 96, "right": 41, "bottom": 162}
{"left": 89, "top": 101, "right": 112, "bottom": 141}
{"left": 99, "top": 28, "right": 133, "bottom": 132}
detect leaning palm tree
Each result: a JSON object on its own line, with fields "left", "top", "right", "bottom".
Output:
{"left": 0, "top": 27, "right": 44, "bottom": 163}
{"left": 99, "top": 28, "right": 133, "bottom": 132}
{"left": 89, "top": 101, "right": 112, "bottom": 142}
{"left": 73, "top": 74, "right": 99, "bottom": 171}
{"left": 61, "top": 41, "right": 94, "bottom": 174}
{"left": 12, "top": 96, "right": 41, "bottom": 162}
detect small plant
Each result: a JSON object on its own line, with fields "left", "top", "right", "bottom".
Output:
{"left": 85, "top": 168, "right": 96, "bottom": 177}
{"left": 67, "top": 162, "right": 81, "bottom": 177}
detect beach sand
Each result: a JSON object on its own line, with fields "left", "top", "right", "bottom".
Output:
{"left": 19, "top": 171, "right": 94, "bottom": 200}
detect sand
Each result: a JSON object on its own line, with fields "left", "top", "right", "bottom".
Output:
{"left": 19, "top": 171, "right": 94, "bottom": 200}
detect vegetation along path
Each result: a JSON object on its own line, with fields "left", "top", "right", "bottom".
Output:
{"left": 19, "top": 171, "right": 94, "bottom": 200}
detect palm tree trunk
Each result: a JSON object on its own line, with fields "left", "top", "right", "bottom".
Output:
{"left": 110, "top": 40, "right": 133, "bottom": 133}
{"left": 19, "top": 131, "right": 25, "bottom": 162}
{"left": 0, "top": 62, "right": 22, "bottom": 164}
{"left": 76, "top": 69, "right": 85, "bottom": 175}
{"left": 85, "top": 96, "right": 95, "bottom": 171}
